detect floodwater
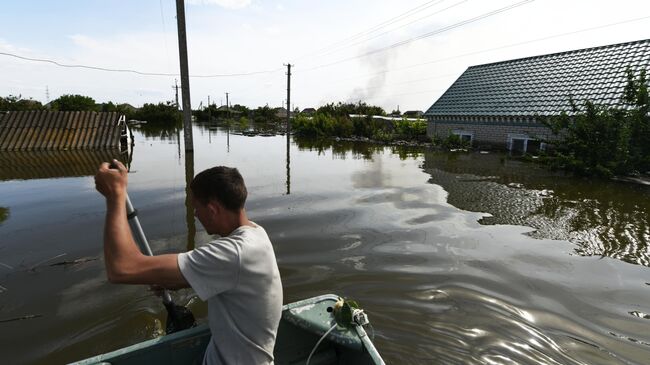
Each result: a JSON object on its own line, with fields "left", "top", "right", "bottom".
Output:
{"left": 1, "top": 124, "right": 649, "bottom": 364}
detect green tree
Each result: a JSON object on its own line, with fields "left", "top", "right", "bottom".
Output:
{"left": 252, "top": 106, "right": 281, "bottom": 124}
{"left": 543, "top": 68, "right": 649, "bottom": 177}
{"left": 395, "top": 118, "right": 427, "bottom": 138}
{"left": 316, "top": 101, "right": 385, "bottom": 117}
{"left": 0, "top": 95, "right": 43, "bottom": 111}
{"left": 231, "top": 104, "right": 250, "bottom": 115}
{"left": 51, "top": 94, "right": 97, "bottom": 111}
{"left": 131, "top": 101, "right": 181, "bottom": 126}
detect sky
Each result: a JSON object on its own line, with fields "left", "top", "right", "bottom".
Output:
{"left": 1, "top": 0, "right": 650, "bottom": 112}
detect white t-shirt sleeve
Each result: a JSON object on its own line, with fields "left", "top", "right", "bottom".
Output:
{"left": 177, "top": 238, "right": 241, "bottom": 300}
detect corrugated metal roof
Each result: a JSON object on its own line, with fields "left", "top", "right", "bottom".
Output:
{"left": 0, "top": 111, "right": 127, "bottom": 150}
{"left": 0, "top": 149, "right": 131, "bottom": 181}
{"left": 425, "top": 39, "right": 650, "bottom": 117}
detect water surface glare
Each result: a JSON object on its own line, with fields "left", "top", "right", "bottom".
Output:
{"left": 0, "top": 126, "right": 649, "bottom": 364}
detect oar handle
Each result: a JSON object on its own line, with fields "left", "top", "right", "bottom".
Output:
{"left": 124, "top": 194, "right": 174, "bottom": 305}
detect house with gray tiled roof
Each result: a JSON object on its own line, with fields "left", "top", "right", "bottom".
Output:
{"left": 425, "top": 39, "right": 650, "bottom": 152}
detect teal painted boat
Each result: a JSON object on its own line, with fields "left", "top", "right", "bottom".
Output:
{"left": 72, "top": 294, "right": 385, "bottom": 365}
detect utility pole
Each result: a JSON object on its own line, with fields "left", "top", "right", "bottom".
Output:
{"left": 172, "top": 79, "right": 180, "bottom": 109}
{"left": 284, "top": 63, "right": 292, "bottom": 135}
{"left": 207, "top": 95, "right": 211, "bottom": 122}
{"left": 225, "top": 92, "right": 230, "bottom": 119}
{"left": 175, "top": 0, "right": 193, "bottom": 151}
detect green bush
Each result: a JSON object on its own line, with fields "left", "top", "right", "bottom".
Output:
{"left": 238, "top": 116, "right": 249, "bottom": 130}
{"left": 543, "top": 68, "right": 649, "bottom": 177}
{"left": 130, "top": 101, "right": 181, "bottom": 126}
{"left": 293, "top": 112, "right": 345, "bottom": 137}
{"left": 439, "top": 133, "right": 470, "bottom": 149}
{"left": 394, "top": 118, "right": 427, "bottom": 138}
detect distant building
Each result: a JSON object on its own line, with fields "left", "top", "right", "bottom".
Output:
{"left": 301, "top": 108, "right": 316, "bottom": 116}
{"left": 403, "top": 110, "right": 424, "bottom": 118}
{"left": 424, "top": 39, "right": 650, "bottom": 152}
{"left": 275, "top": 107, "right": 295, "bottom": 119}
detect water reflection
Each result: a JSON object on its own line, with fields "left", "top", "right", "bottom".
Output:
{"left": 0, "top": 149, "right": 131, "bottom": 181}
{"left": 184, "top": 151, "right": 195, "bottom": 251}
{"left": 422, "top": 151, "right": 650, "bottom": 267}
{"left": 132, "top": 122, "right": 182, "bottom": 141}
{"left": 293, "top": 137, "right": 422, "bottom": 161}
{"left": 0, "top": 207, "right": 8, "bottom": 225}
{"left": 286, "top": 133, "right": 290, "bottom": 195}
{"left": 276, "top": 138, "right": 650, "bottom": 267}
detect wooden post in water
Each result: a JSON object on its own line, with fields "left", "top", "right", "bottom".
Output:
{"left": 175, "top": 0, "right": 193, "bottom": 151}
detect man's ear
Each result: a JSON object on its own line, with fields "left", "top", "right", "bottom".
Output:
{"left": 207, "top": 199, "right": 222, "bottom": 217}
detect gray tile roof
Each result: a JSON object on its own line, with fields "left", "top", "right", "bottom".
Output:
{"left": 425, "top": 39, "right": 650, "bottom": 117}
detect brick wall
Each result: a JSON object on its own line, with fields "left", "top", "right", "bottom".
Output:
{"left": 427, "top": 116, "right": 560, "bottom": 149}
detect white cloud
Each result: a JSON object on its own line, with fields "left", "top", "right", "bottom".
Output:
{"left": 68, "top": 34, "right": 101, "bottom": 50}
{"left": 186, "top": 0, "right": 251, "bottom": 9}
{"left": 0, "top": 38, "right": 32, "bottom": 54}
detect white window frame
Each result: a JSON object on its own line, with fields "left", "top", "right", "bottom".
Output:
{"left": 452, "top": 130, "right": 474, "bottom": 145}
{"left": 507, "top": 133, "right": 546, "bottom": 153}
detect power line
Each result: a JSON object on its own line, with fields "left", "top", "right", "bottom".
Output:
{"left": 318, "top": 0, "right": 468, "bottom": 59}
{"left": 159, "top": 0, "right": 173, "bottom": 73}
{"left": 0, "top": 51, "right": 282, "bottom": 78}
{"left": 295, "top": 0, "right": 448, "bottom": 61}
{"left": 302, "top": 0, "right": 535, "bottom": 72}
{"left": 370, "top": 15, "right": 650, "bottom": 77}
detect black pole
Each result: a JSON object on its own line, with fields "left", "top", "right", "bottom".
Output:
{"left": 285, "top": 64, "right": 292, "bottom": 135}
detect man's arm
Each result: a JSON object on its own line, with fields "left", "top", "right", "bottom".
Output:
{"left": 96, "top": 160, "right": 189, "bottom": 290}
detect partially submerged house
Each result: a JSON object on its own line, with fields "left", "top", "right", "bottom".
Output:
{"left": 424, "top": 39, "right": 650, "bottom": 152}
{"left": 0, "top": 110, "right": 132, "bottom": 180}
{"left": 0, "top": 110, "right": 130, "bottom": 151}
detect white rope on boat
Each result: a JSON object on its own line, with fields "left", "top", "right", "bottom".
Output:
{"left": 305, "top": 323, "right": 338, "bottom": 365}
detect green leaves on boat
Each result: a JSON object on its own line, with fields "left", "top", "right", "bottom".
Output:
{"left": 333, "top": 297, "right": 360, "bottom": 328}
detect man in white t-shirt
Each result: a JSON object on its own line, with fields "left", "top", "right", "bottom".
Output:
{"left": 95, "top": 161, "right": 283, "bottom": 364}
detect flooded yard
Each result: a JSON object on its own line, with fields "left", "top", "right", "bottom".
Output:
{"left": 1, "top": 125, "right": 649, "bottom": 364}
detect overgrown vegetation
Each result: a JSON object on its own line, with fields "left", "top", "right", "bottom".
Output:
{"left": 0, "top": 95, "right": 42, "bottom": 111}
{"left": 292, "top": 101, "right": 428, "bottom": 143}
{"left": 194, "top": 104, "right": 284, "bottom": 133}
{"left": 130, "top": 101, "right": 181, "bottom": 127}
{"left": 1, "top": 93, "right": 138, "bottom": 120}
{"left": 542, "top": 68, "right": 649, "bottom": 177}
{"left": 433, "top": 133, "right": 471, "bottom": 149}
{"left": 50, "top": 94, "right": 97, "bottom": 111}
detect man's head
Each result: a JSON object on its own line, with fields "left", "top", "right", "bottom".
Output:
{"left": 190, "top": 166, "right": 248, "bottom": 212}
